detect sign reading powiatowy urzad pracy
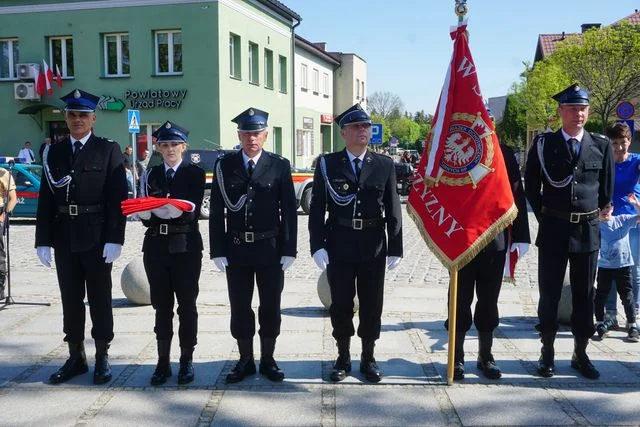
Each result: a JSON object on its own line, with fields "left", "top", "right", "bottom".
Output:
{"left": 124, "top": 89, "right": 187, "bottom": 109}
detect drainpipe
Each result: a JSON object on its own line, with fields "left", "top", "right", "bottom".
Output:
{"left": 290, "top": 18, "right": 301, "bottom": 167}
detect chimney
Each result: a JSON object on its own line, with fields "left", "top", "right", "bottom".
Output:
{"left": 581, "top": 23, "right": 601, "bottom": 33}
{"left": 313, "top": 42, "right": 326, "bottom": 51}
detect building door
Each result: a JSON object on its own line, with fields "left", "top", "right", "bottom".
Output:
{"left": 273, "top": 126, "right": 282, "bottom": 155}
{"left": 321, "top": 124, "right": 332, "bottom": 153}
{"left": 49, "top": 121, "right": 69, "bottom": 144}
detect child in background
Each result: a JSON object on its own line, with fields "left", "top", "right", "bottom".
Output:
{"left": 594, "top": 194, "right": 640, "bottom": 342}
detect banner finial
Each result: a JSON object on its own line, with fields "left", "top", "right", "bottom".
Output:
{"left": 455, "top": 0, "right": 468, "bottom": 22}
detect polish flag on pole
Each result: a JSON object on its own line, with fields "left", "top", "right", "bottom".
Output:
{"left": 42, "top": 59, "right": 53, "bottom": 95}
{"left": 36, "top": 66, "right": 46, "bottom": 97}
{"left": 55, "top": 64, "right": 63, "bottom": 87}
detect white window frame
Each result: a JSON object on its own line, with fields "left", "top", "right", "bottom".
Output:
{"left": 248, "top": 41, "right": 258, "bottom": 84}
{"left": 49, "top": 36, "right": 73, "bottom": 77}
{"left": 356, "top": 78, "right": 360, "bottom": 99}
{"left": 312, "top": 68, "right": 319, "bottom": 95}
{"left": 300, "top": 63, "right": 308, "bottom": 91}
{"left": 322, "top": 72, "right": 329, "bottom": 97}
{"left": 279, "top": 55, "right": 287, "bottom": 94}
{"left": 229, "top": 33, "right": 240, "bottom": 78}
{"left": 103, "top": 33, "right": 129, "bottom": 77}
{"left": 264, "top": 48, "right": 273, "bottom": 89}
{"left": 0, "top": 38, "right": 19, "bottom": 80}
{"left": 361, "top": 80, "right": 365, "bottom": 102}
{"left": 154, "top": 30, "right": 182, "bottom": 75}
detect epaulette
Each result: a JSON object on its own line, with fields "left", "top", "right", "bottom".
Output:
{"left": 267, "top": 152, "right": 285, "bottom": 161}
{"left": 590, "top": 132, "right": 608, "bottom": 141}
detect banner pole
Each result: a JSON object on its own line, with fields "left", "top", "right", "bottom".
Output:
{"left": 447, "top": 267, "right": 459, "bottom": 386}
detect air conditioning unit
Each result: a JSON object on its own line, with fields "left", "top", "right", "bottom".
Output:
{"left": 14, "top": 83, "right": 40, "bottom": 100}
{"left": 16, "top": 63, "right": 39, "bottom": 80}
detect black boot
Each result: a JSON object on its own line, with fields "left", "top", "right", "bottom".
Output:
{"left": 93, "top": 340, "right": 112, "bottom": 385}
{"left": 537, "top": 331, "right": 556, "bottom": 378}
{"left": 49, "top": 342, "right": 88, "bottom": 384}
{"left": 360, "top": 339, "right": 382, "bottom": 383}
{"left": 178, "top": 346, "right": 195, "bottom": 384}
{"left": 259, "top": 337, "right": 285, "bottom": 382}
{"left": 330, "top": 338, "right": 351, "bottom": 382}
{"left": 226, "top": 339, "right": 256, "bottom": 384}
{"left": 571, "top": 337, "right": 600, "bottom": 379}
{"left": 151, "top": 339, "right": 172, "bottom": 386}
{"left": 453, "top": 336, "right": 465, "bottom": 381}
{"left": 476, "top": 331, "right": 501, "bottom": 379}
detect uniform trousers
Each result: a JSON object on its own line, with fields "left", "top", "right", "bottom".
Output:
{"left": 447, "top": 250, "right": 505, "bottom": 335}
{"left": 54, "top": 245, "right": 114, "bottom": 343}
{"left": 226, "top": 263, "right": 284, "bottom": 339}
{"left": 595, "top": 266, "right": 636, "bottom": 324}
{"left": 538, "top": 249, "right": 597, "bottom": 338}
{"left": 143, "top": 251, "right": 201, "bottom": 348}
{"left": 327, "top": 257, "right": 386, "bottom": 340}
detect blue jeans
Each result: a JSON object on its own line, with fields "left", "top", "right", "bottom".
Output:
{"left": 606, "top": 225, "right": 640, "bottom": 318}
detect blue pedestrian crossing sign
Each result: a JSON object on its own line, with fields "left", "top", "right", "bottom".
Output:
{"left": 370, "top": 123, "right": 383, "bottom": 145}
{"left": 128, "top": 110, "right": 140, "bottom": 133}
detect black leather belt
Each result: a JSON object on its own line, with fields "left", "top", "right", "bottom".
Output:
{"left": 229, "top": 228, "right": 278, "bottom": 243}
{"left": 149, "top": 222, "right": 198, "bottom": 235}
{"left": 58, "top": 204, "right": 103, "bottom": 216}
{"left": 541, "top": 207, "right": 599, "bottom": 223}
{"left": 334, "top": 217, "right": 384, "bottom": 230}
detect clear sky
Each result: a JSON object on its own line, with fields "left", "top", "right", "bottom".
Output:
{"left": 283, "top": 0, "right": 638, "bottom": 115}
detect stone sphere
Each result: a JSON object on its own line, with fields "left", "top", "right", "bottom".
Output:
{"left": 317, "top": 269, "right": 359, "bottom": 311}
{"left": 557, "top": 267, "right": 572, "bottom": 325}
{"left": 120, "top": 258, "right": 151, "bottom": 305}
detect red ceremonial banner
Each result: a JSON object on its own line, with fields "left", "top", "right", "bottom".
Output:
{"left": 407, "top": 22, "right": 517, "bottom": 270}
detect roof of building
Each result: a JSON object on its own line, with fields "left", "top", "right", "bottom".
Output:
{"left": 294, "top": 35, "right": 341, "bottom": 66}
{"left": 258, "top": 0, "right": 301, "bottom": 22}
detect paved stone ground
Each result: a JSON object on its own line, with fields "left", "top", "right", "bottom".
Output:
{"left": 1, "top": 209, "right": 639, "bottom": 426}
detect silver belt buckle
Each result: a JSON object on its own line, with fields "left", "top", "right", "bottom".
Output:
{"left": 352, "top": 219, "right": 363, "bottom": 230}
{"left": 245, "top": 232, "right": 255, "bottom": 243}
{"left": 569, "top": 212, "right": 580, "bottom": 223}
{"left": 68, "top": 204, "right": 78, "bottom": 216}
{"left": 159, "top": 224, "right": 169, "bottom": 235}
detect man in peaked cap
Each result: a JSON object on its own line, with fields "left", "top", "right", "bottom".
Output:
{"left": 525, "top": 84, "right": 614, "bottom": 380}
{"left": 35, "top": 88, "right": 128, "bottom": 385}
{"left": 309, "top": 103, "right": 403, "bottom": 383}
{"left": 210, "top": 107, "right": 297, "bottom": 383}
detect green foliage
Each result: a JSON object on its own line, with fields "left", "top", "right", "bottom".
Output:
{"left": 496, "top": 82, "right": 527, "bottom": 149}
{"left": 521, "top": 60, "right": 569, "bottom": 130}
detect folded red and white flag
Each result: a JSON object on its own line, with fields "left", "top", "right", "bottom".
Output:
{"left": 121, "top": 196, "right": 195, "bottom": 217}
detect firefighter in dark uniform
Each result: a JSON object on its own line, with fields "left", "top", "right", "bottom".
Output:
{"left": 525, "top": 84, "right": 614, "bottom": 379}
{"left": 447, "top": 143, "right": 531, "bottom": 381}
{"left": 309, "top": 104, "right": 403, "bottom": 383}
{"left": 35, "top": 89, "right": 128, "bottom": 385}
{"left": 139, "top": 121, "right": 205, "bottom": 386}
{"left": 210, "top": 107, "right": 297, "bottom": 384}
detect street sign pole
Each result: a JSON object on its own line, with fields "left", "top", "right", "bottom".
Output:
{"left": 128, "top": 110, "right": 141, "bottom": 198}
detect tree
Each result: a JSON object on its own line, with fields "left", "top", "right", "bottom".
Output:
{"left": 368, "top": 91, "right": 404, "bottom": 120}
{"left": 521, "top": 59, "right": 569, "bottom": 131}
{"left": 496, "top": 82, "right": 527, "bottom": 150}
{"left": 389, "top": 116, "right": 421, "bottom": 146}
{"left": 551, "top": 21, "right": 640, "bottom": 130}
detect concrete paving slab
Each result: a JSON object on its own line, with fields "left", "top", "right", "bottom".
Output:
{"left": 563, "top": 387, "right": 640, "bottom": 425}
{"left": 16, "top": 357, "right": 135, "bottom": 387}
{"left": 122, "top": 358, "right": 226, "bottom": 388}
{"left": 0, "top": 334, "right": 63, "bottom": 357}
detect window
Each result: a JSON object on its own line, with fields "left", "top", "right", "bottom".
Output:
{"left": 49, "top": 36, "right": 74, "bottom": 77}
{"left": 103, "top": 33, "right": 129, "bottom": 77}
{"left": 0, "top": 38, "right": 19, "bottom": 80}
{"left": 361, "top": 81, "right": 365, "bottom": 102}
{"left": 279, "top": 55, "right": 287, "bottom": 93}
{"left": 248, "top": 42, "right": 258, "bottom": 84}
{"left": 229, "top": 33, "right": 241, "bottom": 79}
{"left": 312, "top": 68, "right": 319, "bottom": 95}
{"left": 155, "top": 30, "right": 182, "bottom": 75}
{"left": 356, "top": 78, "right": 360, "bottom": 99}
{"left": 264, "top": 48, "right": 273, "bottom": 89}
{"left": 300, "top": 63, "right": 308, "bottom": 91}
{"left": 322, "top": 72, "right": 329, "bottom": 97}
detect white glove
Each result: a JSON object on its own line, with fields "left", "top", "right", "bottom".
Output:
{"left": 103, "top": 243, "right": 122, "bottom": 264}
{"left": 511, "top": 242, "right": 530, "bottom": 259}
{"left": 312, "top": 249, "right": 329, "bottom": 271}
{"left": 36, "top": 246, "right": 52, "bottom": 268}
{"left": 387, "top": 256, "right": 402, "bottom": 270}
{"left": 280, "top": 256, "right": 295, "bottom": 271}
{"left": 213, "top": 257, "right": 228, "bottom": 272}
{"left": 135, "top": 210, "right": 151, "bottom": 220}
{"left": 151, "top": 204, "right": 183, "bottom": 219}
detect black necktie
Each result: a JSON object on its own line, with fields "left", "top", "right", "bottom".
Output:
{"left": 28, "top": 150, "right": 34, "bottom": 162}
{"left": 72, "top": 140, "right": 82, "bottom": 161}
{"left": 247, "top": 159, "right": 255, "bottom": 177}
{"left": 166, "top": 168, "right": 174, "bottom": 184}
{"left": 353, "top": 158, "right": 361, "bottom": 181}
{"left": 568, "top": 138, "right": 579, "bottom": 157}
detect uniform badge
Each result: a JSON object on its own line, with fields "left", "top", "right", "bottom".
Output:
{"left": 191, "top": 153, "right": 201, "bottom": 163}
{"left": 233, "top": 236, "right": 241, "bottom": 245}
{"left": 437, "top": 112, "right": 494, "bottom": 188}
{"left": 342, "top": 183, "right": 349, "bottom": 190}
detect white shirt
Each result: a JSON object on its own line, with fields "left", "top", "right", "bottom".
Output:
{"left": 164, "top": 160, "right": 182, "bottom": 176}
{"left": 70, "top": 132, "right": 92, "bottom": 153}
{"left": 242, "top": 150, "right": 262, "bottom": 171}
{"left": 346, "top": 150, "right": 366, "bottom": 176}
{"left": 561, "top": 128, "right": 584, "bottom": 155}
{"left": 18, "top": 147, "right": 35, "bottom": 163}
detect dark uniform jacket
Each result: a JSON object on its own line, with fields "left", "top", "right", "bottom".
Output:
{"left": 308, "top": 149, "right": 403, "bottom": 262}
{"left": 209, "top": 150, "right": 297, "bottom": 266}
{"left": 35, "top": 134, "right": 128, "bottom": 252}
{"left": 484, "top": 144, "right": 531, "bottom": 252}
{"left": 524, "top": 130, "right": 614, "bottom": 253}
{"left": 141, "top": 162, "right": 205, "bottom": 254}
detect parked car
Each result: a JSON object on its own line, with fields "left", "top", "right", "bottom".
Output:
{"left": 1, "top": 162, "right": 42, "bottom": 218}
{"left": 292, "top": 167, "right": 314, "bottom": 214}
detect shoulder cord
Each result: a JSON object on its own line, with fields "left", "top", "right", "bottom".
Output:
{"left": 215, "top": 159, "right": 247, "bottom": 212}
{"left": 139, "top": 167, "right": 151, "bottom": 198}
{"left": 320, "top": 156, "right": 357, "bottom": 207}
{"left": 536, "top": 135, "right": 573, "bottom": 188}
{"left": 42, "top": 143, "right": 72, "bottom": 201}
